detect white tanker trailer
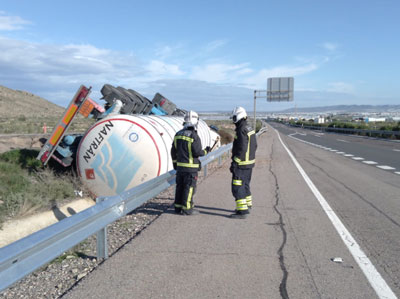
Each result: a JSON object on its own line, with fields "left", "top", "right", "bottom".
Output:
{"left": 77, "top": 114, "right": 219, "bottom": 197}
{"left": 37, "top": 85, "right": 220, "bottom": 197}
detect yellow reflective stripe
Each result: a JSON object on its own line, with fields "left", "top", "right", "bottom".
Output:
{"left": 174, "top": 204, "right": 183, "bottom": 208}
{"left": 236, "top": 199, "right": 248, "bottom": 210}
{"left": 232, "top": 179, "right": 242, "bottom": 186}
{"left": 172, "top": 159, "right": 177, "bottom": 163}
{"left": 233, "top": 156, "right": 255, "bottom": 165}
{"left": 245, "top": 130, "right": 255, "bottom": 162}
{"left": 185, "top": 187, "right": 194, "bottom": 209}
{"left": 177, "top": 162, "right": 199, "bottom": 168}
{"left": 175, "top": 136, "right": 194, "bottom": 142}
{"left": 188, "top": 140, "right": 193, "bottom": 164}
{"left": 204, "top": 149, "right": 207, "bottom": 155}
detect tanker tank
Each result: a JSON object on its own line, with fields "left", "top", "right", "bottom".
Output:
{"left": 76, "top": 114, "right": 220, "bottom": 197}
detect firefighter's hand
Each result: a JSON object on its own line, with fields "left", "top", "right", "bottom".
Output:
{"left": 205, "top": 146, "right": 211, "bottom": 153}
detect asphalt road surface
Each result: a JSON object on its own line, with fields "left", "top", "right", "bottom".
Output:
{"left": 64, "top": 124, "right": 399, "bottom": 299}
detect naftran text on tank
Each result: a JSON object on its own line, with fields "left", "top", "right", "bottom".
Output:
{"left": 37, "top": 84, "right": 220, "bottom": 197}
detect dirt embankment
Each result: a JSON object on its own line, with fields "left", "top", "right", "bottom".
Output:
{"left": 0, "top": 134, "right": 46, "bottom": 154}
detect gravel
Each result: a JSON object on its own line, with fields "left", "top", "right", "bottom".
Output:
{"left": 0, "top": 159, "right": 228, "bottom": 299}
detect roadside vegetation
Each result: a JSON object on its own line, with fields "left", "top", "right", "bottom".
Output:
{"left": 285, "top": 120, "right": 400, "bottom": 140}
{"left": 0, "top": 115, "right": 94, "bottom": 134}
{"left": 0, "top": 149, "right": 83, "bottom": 227}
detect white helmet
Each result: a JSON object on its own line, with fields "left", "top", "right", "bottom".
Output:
{"left": 231, "top": 106, "right": 247, "bottom": 123}
{"left": 184, "top": 110, "right": 199, "bottom": 128}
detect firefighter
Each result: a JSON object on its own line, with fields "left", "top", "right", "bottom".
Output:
{"left": 171, "top": 110, "right": 210, "bottom": 215}
{"left": 229, "top": 106, "right": 257, "bottom": 219}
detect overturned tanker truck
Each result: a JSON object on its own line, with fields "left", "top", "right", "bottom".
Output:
{"left": 37, "top": 85, "right": 220, "bottom": 197}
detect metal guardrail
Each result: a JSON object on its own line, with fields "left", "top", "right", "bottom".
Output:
{"left": 0, "top": 127, "right": 267, "bottom": 292}
{"left": 287, "top": 123, "right": 400, "bottom": 138}
{"left": 0, "top": 143, "right": 233, "bottom": 292}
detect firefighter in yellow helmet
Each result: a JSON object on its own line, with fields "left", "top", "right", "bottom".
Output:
{"left": 171, "top": 110, "right": 210, "bottom": 215}
{"left": 229, "top": 106, "right": 257, "bottom": 219}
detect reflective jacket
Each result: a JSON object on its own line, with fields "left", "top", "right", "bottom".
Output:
{"left": 171, "top": 127, "right": 207, "bottom": 173}
{"left": 232, "top": 118, "right": 257, "bottom": 169}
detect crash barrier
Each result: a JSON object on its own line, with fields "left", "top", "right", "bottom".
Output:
{"left": 287, "top": 123, "right": 400, "bottom": 139}
{"left": 0, "top": 129, "right": 265, "bottom": 292}
{"left": 0, "top": 143, "right": 231, "bottom": 292}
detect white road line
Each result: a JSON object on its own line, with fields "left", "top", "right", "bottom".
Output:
{"left": 276, "top": 129, "right": 397, "bottom": 299}
{"left": 344, "top": 154, "right": 354, "bottom": 157}
{"left": 393, "top": 149, "right": 400, "bottom": 152}
{"left": 377, "top": 165, "right": 396, "bottom": 170}
{"left": 352, "top": 157, "right": 364, "bottom": 160}
{"left": 336, "top": 152, "right": 345, "bottom": 154}
{"left": 337, "top": 139, "right": 349, "bottom": 143}
{"left": 329, "top": 149, "right": 338, "bottom": 152}
{"left": 363, "top": 161, "right": 378, "bottom": 165}
{"left": 395, "top": 172, "right": 400, "bottom": 175}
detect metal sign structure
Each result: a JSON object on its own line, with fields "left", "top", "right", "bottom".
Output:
{"left": 253, "top": 77, "right": 294, "bottom": 129}
{"left": 267, "top": 77, "right": 294, "bottom": 102}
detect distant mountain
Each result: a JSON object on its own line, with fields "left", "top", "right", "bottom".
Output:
{"left": 0, "top": 85, "right": 64, "bottom": 118}
{"left": 279, "top": 105, "right": 400, "bottom": 113}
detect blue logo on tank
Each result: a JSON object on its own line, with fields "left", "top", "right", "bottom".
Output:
{"left": 91, "top": 133, "right": 142, "bottom": 193}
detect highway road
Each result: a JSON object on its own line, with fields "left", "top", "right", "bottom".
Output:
{"left": 64, "top": 123, "right": 399, "bottom": 299}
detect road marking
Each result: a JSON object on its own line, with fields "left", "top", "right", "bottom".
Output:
{"left": 276, "top": 130, "right": 397, "bottom": 299}
{"left": 395, "top": 172, "right": 400, "bottom": 175}
{"left": 344, "top": 154, "right": 354, "bottom": 157}
{"left": 352, "top": 157, "right": 364, "bottom": 160}
{"left": 393, "top": 149, "right": 400, "bottom": 152}
{"left": 336, "top": 152, "right": 345, "bottom": 154}
{"left": 377, "top": 165, "right": 396, "bottom": 170}
{"left": 363, "top": 161, "right": 378, "bottom": 165}
{"left": 337, "top": 139, "right": 349, "bottom": 143}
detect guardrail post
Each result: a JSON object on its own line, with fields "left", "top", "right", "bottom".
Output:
{"left": 96, "top": 197, "right": 108, "bottom": 260}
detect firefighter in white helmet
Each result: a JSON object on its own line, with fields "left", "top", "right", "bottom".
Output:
{"left": 171, "top": 110, "right": 210, "bottom": 215}
{"left": 229, "top": 106, "right": 257, "bottom": 219}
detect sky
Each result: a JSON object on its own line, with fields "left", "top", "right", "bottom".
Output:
{"left": 0, "top": 0, "right": 399, "bottom": 112}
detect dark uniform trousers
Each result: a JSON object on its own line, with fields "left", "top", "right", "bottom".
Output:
{"left": 175, "top": 172, "right": 198, "bottom": 210}
{"left": 231, "top": 167, "right": 253, "bottom": 211}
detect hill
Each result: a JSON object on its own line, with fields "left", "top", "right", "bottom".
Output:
{"left": 0, "top": 85, "right": 64, "bottom": 118}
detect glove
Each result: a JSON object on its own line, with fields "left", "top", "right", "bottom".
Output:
{"left": 205, "top": 146, "right": 211, "bottom": 153}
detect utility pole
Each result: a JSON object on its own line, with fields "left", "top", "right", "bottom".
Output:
{"left": 253, "top": 89, "right": 267, "bottom": 130}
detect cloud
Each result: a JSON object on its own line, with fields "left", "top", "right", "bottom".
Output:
{"left": 320, "top": 42, "right": 339, "bottom": 52}
{"left": 146, "top": 60, "right": 185, "bottom": 78}
{"left": 190, "top": 63, "right": 252, "bottom": 83}
{"left": 204, "top": 39, "right": 228, "bottom": 52}
{"left": 327, "top": 82, "right": 355, "bottom": 94}
{"left": 242, "top": 63, "right": 319, "bottom": 89}
{"left": 0, "top": 11, "right": 31, "bottom": 31}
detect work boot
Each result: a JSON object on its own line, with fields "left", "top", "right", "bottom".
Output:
{"left": 174, "top": 207, "right": 182, "bottom": 214}
{"left": 230, "top": 210, "right": 249, "bottom": 219}
{"left": 182, "top": 209, "right": 200, "bottom": 216}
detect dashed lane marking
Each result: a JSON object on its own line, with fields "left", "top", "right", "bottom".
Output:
{"left": 363, "top": 161, "right": 378, "bottom": 165}
{"left": 377, "top": 165, "right": 396, "bottom": 170}
{"left": 352, "top": 157, "right": 364, "bottom": 160}
{"left": 344, "top": 154, "right": 354, "bottom": 157}
{"left": 276, "top": 129, "right": 397, "bottom": 299}
{"left": 395, "top": 172, "right": 400, "bottom": 175}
